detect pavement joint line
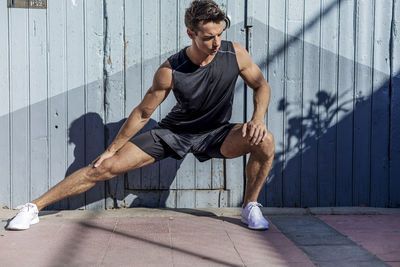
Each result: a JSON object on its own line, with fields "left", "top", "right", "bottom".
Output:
{"left": 225, "top": 229, "right": 246, "bottom": 266}
{"left": 99, "top": 218, "right": 119, "bottom": 266}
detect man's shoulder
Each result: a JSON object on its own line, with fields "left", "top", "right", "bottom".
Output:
{"left": 230, "top": 42, "right": 245, "bottom": 55}
{"left": 167, "top": 48, "right": 187, "bottom": 71}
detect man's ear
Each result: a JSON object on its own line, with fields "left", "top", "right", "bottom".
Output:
{"left": 187, "top": 28, "right": 195, "bottom": 40}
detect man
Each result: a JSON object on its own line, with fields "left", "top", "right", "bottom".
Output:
{"left": 7, "top": 0, "right": 274, "bottom": 231}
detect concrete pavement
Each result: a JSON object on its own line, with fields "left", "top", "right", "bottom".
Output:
{"left": 0, "top": 207, "right": 399, "bottom": 266}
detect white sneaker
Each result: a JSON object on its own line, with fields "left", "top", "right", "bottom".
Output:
{"left": 6, "top": 203, "right": 39, "bottom": 230}
{"left": 241, "top": 202, "right": 269, "bottom": 230}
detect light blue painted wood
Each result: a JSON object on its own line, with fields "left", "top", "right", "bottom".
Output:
{"left": 66, "top": 0, "right": 86, "bottom": 210}
{"left": 225, "top": 0, "right": 246, "bottom": 207}
{"left": 141, "top": 0, "right": 161, "bottom": 191}
{"left": 176, "top": 189, "right": 196, "bottom": 208}
{"left": 353, "top": 0, "right": 374, "bottom": 206}
{"left": 196, "top": 160, "right": 212, "bottom": 189}
{"left": 47, "top": 0, "right": 69, "bottom": 210}
{"left": 104, "top": 0, "right": 125, "bottom": 209}
{"left": 0, "top": 0, "right": 11, "bottom": 209}
{"left": 318, "top": 0, "right": 338, "bottom": 206}
{"left": 336, "top": 0, "right": 355, "bottom": 206}
{"left": 208, "top": 0, "right": 227, "bottom": 195}
{"left": 390, "top": 0, "right": 400, "bottom": 208}
{"left": 175, "top": 0, "right": 196, "bottom": 205}
{"left": 370, "top": 0, "right": 391, "bottom": 207}
{"left": 158, "top": 0, "right": 179, "bottom": 196}
{"left": 266, "top": 0, "right": 285, "bottom": 207}
{"left": 10, "top": 8, "right": 30, "bottom": 207}
{"left": 84, "top": 0, "right": 105, "bottom": 210}
{"left": 125, "top": 0, "right": 143, "bottom": 192}
{"left": 284, "top": 0, "right": 303, "bottom": 207}
{"left": 301, "top": 0, "right": 320, "bottom": 208}
{"left": 195, "top": 190, "right": 227, "bottom": 208}
{"left": 28, "top": 8, "right": 48, "bottom": 202}
{"left": 251, "top": 0, "right": 268, "bottom": 205}
{"left": 211, "top": 159, "right": 224, "bottom": 190}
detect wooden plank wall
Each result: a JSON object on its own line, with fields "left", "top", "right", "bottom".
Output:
{"left": 252, "top": 0, "right": 399, "bottom": 208}
{"left": 0, "top": 0, "right": 399, "bottom": 209}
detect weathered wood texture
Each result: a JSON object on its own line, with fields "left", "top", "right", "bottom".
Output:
{"left": 0, "top": 0, "right": 398, "bottom": 209}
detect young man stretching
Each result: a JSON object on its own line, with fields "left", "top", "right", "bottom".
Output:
{"left": 7, "top": 0, "right": 274, "bottom": 231}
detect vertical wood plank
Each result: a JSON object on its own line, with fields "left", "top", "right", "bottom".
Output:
{"left": 318, "top": 0, "right": 338, "bottom": 206}
{"left": 353, "top": 0, "right": 374, "bottom": 206}
{"left": 10, "top": 8, "right": 30, "bottom": 207}
{"left": 0, "top": 0, "right": 11, "bottom": 208}
{"left": 176, "top": 0, "right": 196, "bottom": 207}
{"left": 266, "top": 0, "right": 285, "bottom": 207}
{"left": 336, "top": 0, "right": 355, "bottom": 206}
{"left": 390, "top": 0, "right": 400, "bottom": 208}
{"left": 370, "top": 0, "right": 391, "bottom": 207}
{"left": 250, "top": 0, "right": 268, "bottom": 205}
{"left": 66, "top": 0, "right": 86, "bottom": 210}
{"left": 159, "top": 0, "right": 179, "bottom": 200}
{"left": 283, "top": 0, "right": 303, "bottom": 207}
{"left": 47, "top": 0, "right": 68, "bottom": 210}
{"left": 29, "top": 8, "right": 48, "bottom": 202}
{"left": 141, "top": 0, "right": 161, "bottom": 191}
{"left": 104, "top": 0, "right": 125, "bottom": 209}
{"left": 206, "top": 0, "right": 227, "bottom": 202}
{"left": 84, "top": 0, "right": 105, "bottom": 210}
{"left": 211, "top": 159, "right": 224, "bottom": 190}
{"left": 125, "top": 0, "right": 143, "bottom": 192}
{"left": 225, "top": 0, "right": 245, "bottom": 207}
{"left": 301, "top": 0, "right": 320, "bottom": 207}
{"left": 196, "top": 160, "right": 212, "bottom": 190}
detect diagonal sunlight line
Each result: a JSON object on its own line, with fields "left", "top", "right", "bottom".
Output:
{"left": 259, "top": 0, "right": 342, "bottom": 70}
{"left": 79, "top": 221, "right": 244, "bottom": 267}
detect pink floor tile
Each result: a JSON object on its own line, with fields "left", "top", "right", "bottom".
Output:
{"left": 319, "top": 215, "right": 400, "bottom": 266}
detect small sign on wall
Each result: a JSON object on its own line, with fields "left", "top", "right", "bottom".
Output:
{"left": 7, "top": 0, "right": 47, "bottom": 9}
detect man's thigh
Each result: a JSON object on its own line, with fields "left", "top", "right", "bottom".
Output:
{"left": 105, "top": 141, "right": 156, "bottom": 175}
{"left": 220, "top": 123, "right": 253, "bottom": 158}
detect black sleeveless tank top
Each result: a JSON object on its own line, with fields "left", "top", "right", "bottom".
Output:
{"left": 158, "top": 40, "right": 240, "bottom": 134}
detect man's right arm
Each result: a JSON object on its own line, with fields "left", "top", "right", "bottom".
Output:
{"left": 92, "top": 60, "right": 173, "bottom": 167}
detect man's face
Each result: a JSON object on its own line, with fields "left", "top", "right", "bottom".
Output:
{"left": 188, "top": 21, "right": 224, "bottom": 55}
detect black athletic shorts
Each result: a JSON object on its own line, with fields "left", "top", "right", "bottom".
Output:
{"left": 129, "top": 123, "right": 237, "bottom": 162}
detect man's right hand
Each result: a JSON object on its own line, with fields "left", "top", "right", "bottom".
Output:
{"left": 91, "top": 150, "right": 116, "bottom": 168}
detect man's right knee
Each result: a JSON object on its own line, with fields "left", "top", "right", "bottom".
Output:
{"left": 86, "top": 159, "right": 116, "bottom": 182}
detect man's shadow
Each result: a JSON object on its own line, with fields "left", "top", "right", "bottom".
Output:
{"left": 45, "top": 112, "right": 182, "bottom": 210}
{"left": 22, "top": 112, "right": 253, "bottom": 231}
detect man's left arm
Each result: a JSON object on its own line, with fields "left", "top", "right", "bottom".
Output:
{"left": 233, "top": 42, "right": 271, "bottom": 146}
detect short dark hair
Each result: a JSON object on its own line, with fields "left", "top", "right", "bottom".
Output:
{"left": 184, "top": 0, "right": 229, "bottom": 33}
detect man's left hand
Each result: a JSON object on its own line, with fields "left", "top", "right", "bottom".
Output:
{"left": 241, "top": 119, "right": 267, "bottom": 146}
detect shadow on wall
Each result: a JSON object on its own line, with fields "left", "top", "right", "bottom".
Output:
{"left": 263, "top": 78, "right": 398, "bottom": 208}
{"left": 46, "top": 114, "right": 184, "bottom": 210}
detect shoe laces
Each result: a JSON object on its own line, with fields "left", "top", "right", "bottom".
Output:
{"left": 17, "top": 203, "right": 35, "bottom": 213}
{"left": 247, "top": 202, "right": 264, "bottom": 218}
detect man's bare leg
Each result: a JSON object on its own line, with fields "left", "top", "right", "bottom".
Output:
{"left": 220, "top": 124, "right": 275, "bottom": 207}
{"left": 32, "top": 142, "right": 155, "bottom": 211}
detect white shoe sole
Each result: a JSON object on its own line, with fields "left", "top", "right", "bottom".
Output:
{"left": 6, "top": 216, "right": 39, "bottom": 230}
{"left": 241, "top": 216, "right": 269, "bottom": 230}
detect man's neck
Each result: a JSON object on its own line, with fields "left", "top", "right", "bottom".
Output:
{"left": 186, "top": 45, "right": 215, "bottom": 66}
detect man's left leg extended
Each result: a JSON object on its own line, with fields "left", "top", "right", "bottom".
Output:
{"left": 220, "top": 123, "right": 275, "bottom": 229}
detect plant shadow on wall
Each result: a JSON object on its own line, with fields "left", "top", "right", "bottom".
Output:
{"left": 264, "top": 90, "right": 354, "bottom": 206}
{"left": 45, "top": 112, "right": 182, "bottom": 210}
